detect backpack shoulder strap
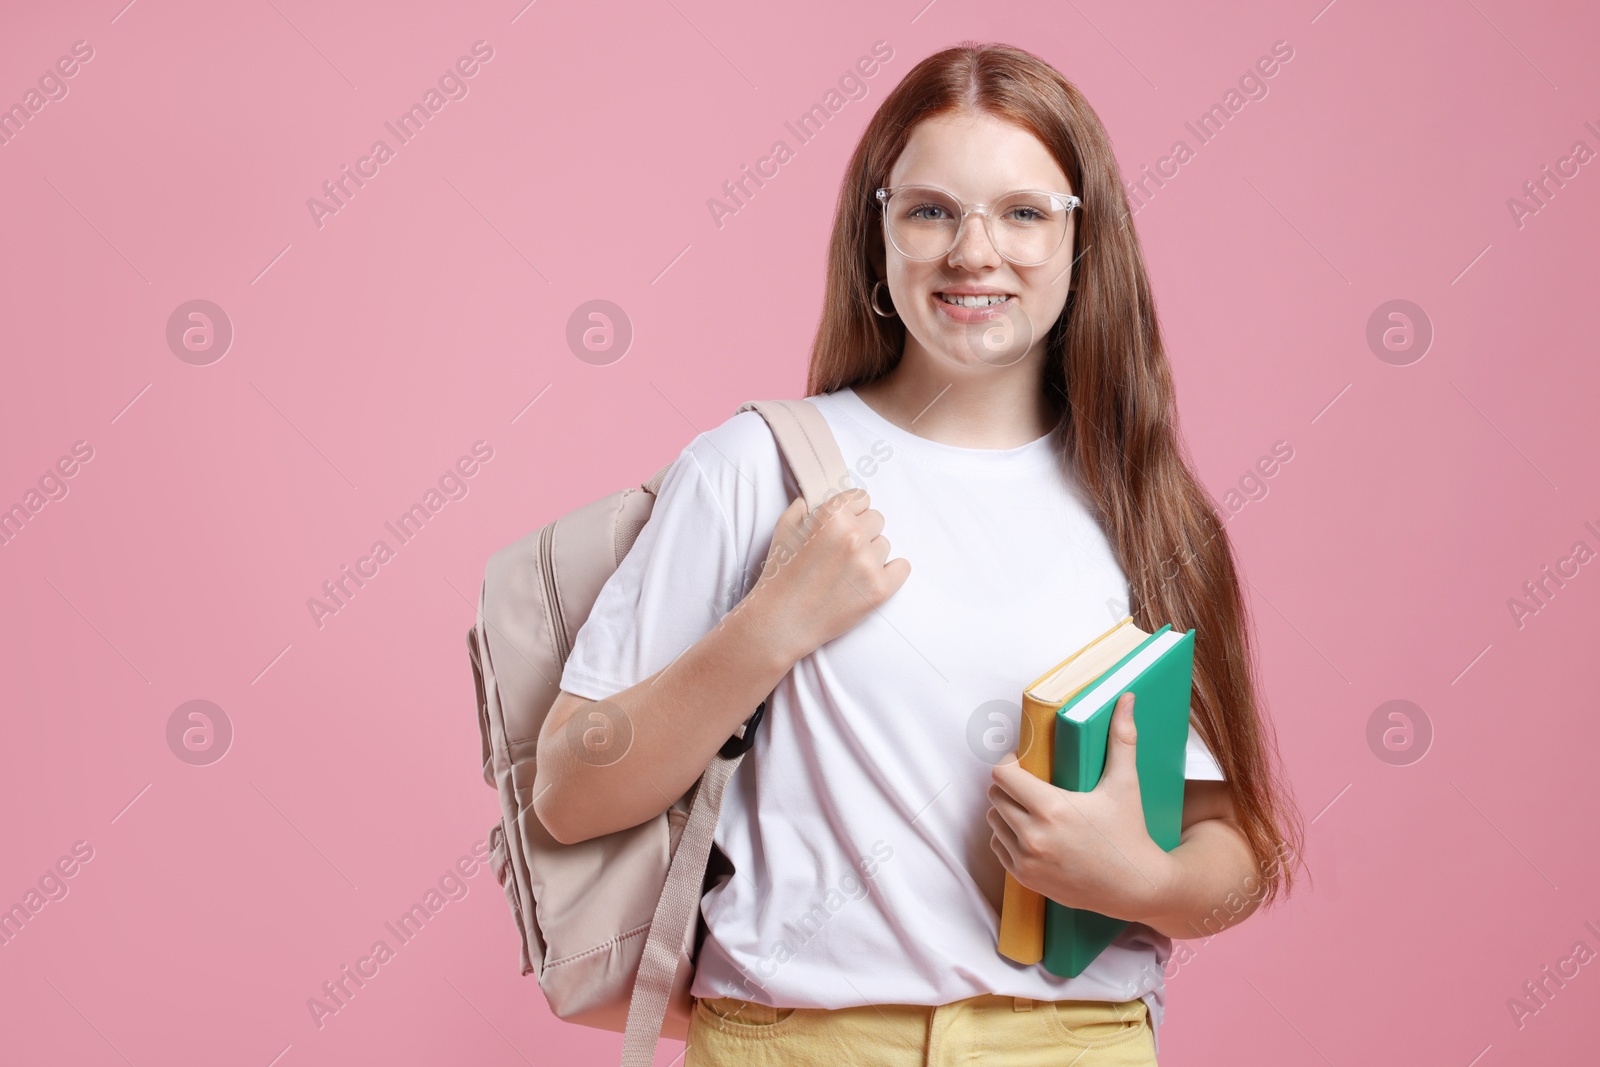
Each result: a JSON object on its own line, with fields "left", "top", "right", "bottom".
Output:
{"left": 736, "top": 397, "right": 851, "bottom": 510}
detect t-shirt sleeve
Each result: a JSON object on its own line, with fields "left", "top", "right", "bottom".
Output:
{"left": 1184, "top": 714, "right": 1225, "bottom": 781}
{"left": 559, "top": 444, "right": 745, "bottom": 701}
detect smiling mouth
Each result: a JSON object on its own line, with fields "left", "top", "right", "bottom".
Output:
{"left": 936, "top": 292, "right": 1014, "bottom": 307}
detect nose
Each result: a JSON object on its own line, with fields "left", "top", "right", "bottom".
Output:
{"left": 946, "top": 209, "right": 1004, "bottom": 271}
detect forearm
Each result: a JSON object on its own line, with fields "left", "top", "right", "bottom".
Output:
{"left": 534, "top": 594, "right": 797, "bottom": 844}
{"left": 1137, "top": 817, "right": 1260, "bottom": 941}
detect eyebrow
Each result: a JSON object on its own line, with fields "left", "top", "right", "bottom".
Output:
{"left": 893, "top": 181, "right": 1070, "bottom": 195}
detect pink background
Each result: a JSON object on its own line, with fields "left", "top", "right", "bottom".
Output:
{"left": 2, "top": 0, "right": 1597, "bottom": 1063}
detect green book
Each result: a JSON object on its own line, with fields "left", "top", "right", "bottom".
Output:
{"left": 1042, "top": 625, "right": 1197, "bottom": 978}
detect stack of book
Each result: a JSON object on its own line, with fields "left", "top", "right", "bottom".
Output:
{"left": 997, "top": 616, "right": 1198, "bottom": 977}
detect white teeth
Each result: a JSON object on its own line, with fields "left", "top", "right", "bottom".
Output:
{"left": 938, "top": 293, "right": 1010, "bottom": 307}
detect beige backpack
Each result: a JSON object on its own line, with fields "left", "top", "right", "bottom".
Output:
{"left": 466, "top": 398, "right": 850, "bottom": 1067}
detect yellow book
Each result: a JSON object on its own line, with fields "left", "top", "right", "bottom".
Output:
{"left": 996, "top": 616, "right": 1152, "bottom": 964}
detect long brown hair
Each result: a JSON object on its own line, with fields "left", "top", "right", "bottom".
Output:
{"left": 808, "top": 42, "right": 1306, "bottom": 909}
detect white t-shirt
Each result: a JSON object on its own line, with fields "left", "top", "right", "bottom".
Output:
{"left": 559, "top": 386, "right": 1225, "bottom": 1054}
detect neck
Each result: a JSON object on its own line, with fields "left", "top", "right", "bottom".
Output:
{"left": 852, "top": 340, "right": 1056, "bottom": 449}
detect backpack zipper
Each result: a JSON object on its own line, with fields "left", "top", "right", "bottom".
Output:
{"left": 538, "top": 522, "right": 571, "bottom": 662}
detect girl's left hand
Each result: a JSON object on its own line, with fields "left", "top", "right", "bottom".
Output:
{"left": 987, "top": 692, "right": 1175, "bottom": 924}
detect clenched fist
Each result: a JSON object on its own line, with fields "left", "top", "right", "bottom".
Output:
{"left": 738, "top": 488, "right": 911, "bottom": 664}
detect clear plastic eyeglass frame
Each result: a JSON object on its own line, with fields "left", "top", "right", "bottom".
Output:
{"left": 874, "top": 185, "right": 1083, "bottom": 266}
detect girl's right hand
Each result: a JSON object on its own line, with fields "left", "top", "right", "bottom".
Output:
{"left": 739, "top": 488, "right": 911, "bottom": 664}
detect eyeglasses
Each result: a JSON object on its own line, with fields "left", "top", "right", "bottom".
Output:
{"left": 875, "top": 184, "right": 1081, "bottom": 266}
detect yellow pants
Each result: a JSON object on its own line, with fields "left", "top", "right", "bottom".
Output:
{"left": 686, "top": 992, "right": 1158, "bottom": 1066}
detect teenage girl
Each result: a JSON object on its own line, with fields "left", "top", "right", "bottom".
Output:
{"left": 537, "top": 41, "right": 1304, "bottom": 1066}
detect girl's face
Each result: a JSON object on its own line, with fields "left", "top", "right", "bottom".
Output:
{"left": 876, "top": 111, "right": 1078, "bottom": 373}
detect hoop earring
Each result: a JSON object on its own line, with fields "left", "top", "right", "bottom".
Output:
{"left": 870, "top": 279, "right": 898, "bottom": 319}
